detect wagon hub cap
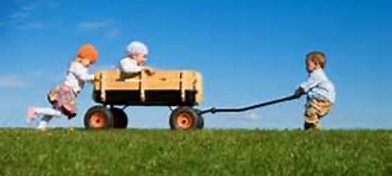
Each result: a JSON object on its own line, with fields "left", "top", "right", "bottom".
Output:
{"left": 90, "top": 112, "right": 106, "bottom": 128}
{"left": 177, "top": 113, "right": 193, "bottom": 129}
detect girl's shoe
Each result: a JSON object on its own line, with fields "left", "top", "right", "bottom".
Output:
{"left": 27, "top": 107, "right": 38, "bottom": 123}
{"left": 37, "top": 126, "right": 47, "bottom": 131}
{"left": 37, "top": 121, "right": 48, "bottom": 131}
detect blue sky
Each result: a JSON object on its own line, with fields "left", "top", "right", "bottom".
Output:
{"left": 0, "top": 0, "right": 391, "bottom": 129}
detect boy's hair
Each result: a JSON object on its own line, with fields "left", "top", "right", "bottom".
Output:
{"left": 306, "top": 51, "right": 326, "bottom": 68}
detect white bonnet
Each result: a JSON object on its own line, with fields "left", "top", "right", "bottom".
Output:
{"left": 126, "top": 41, "right": 149, "bottom": 55}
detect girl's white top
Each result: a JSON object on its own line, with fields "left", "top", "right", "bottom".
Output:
{"left": 64, "top": 61, "right": 94, "bottom": 94}
{"left": 116, "top": 57, "right": 143, "bottom": 73}
{"left": 300, "top": 69, "right": 335, "bottom": 103}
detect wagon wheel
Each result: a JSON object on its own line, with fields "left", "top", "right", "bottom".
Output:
{"left": 110, "top": 107, "right": 128, "bottom": 129}
{"left": 84, "top": 106, "right": 114, "bottom": 129}
{"left": 169, "top": 106, "right": 204, "bottom": 130}
{"left": 196, "top": 114, "right": 204, "bottom": 129}
{"left": 193, "top": 108, "right": 204, "bottom": 129}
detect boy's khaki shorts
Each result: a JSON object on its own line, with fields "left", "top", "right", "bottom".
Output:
{"left": 304, "top": 98, "right": 333, "bottom": 130}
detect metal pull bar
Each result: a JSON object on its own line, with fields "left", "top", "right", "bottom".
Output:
{"left": 199, "top": 95, "right": 297, "bottom": 115}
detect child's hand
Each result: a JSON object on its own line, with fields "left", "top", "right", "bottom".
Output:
{"left": 94, "top": 76, "right": 101, "bottom": 83}
{"left": 144, "top": 66, "right": 155, "bottom": 76}
{"left": 294, "top": 87, "right": 305, "bottom": 98}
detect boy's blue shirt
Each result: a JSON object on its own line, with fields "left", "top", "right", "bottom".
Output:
{"left": 300, "top": 69, "right": 335, "bottom": 103}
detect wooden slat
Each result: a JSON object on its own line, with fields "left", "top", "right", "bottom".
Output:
{"left": 143, "top": 80, "right": 181, "bottom": 90}
{"left": 181, "top": 71, "right": 195, "bottom": 90}
{"left": 100, "top": 71, "right": 121, "bottom": 80}
{"left": 140, "top": 72, "right": 145, "bottom": 102}
{"left": 102, "top": 82, "right": 140, "bottom": 90}
{"left": 101, "top": 72, "right": 107, "bottom": 101}
{"left": 194, "top": 72, "right": 203, "bottom": 104}
{"left": 93, "top": 72, "right": 101, "bottom": 90}
{"left": 142, "top": 71, "right": 181, "bottom": 90}
{"left": 146, "top": 71, "right": 181, "bottom": 79}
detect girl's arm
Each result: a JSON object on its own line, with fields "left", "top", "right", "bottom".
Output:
{"left": 70, "top": 62, "right": 94, "bottom": 82}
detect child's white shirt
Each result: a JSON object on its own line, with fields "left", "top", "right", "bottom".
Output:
{"left": 64, "top": 61, "right": 94, "bottom": 94}
{"left": 300, "top": 69, "right": 335, "bottom": 103}
{"left": 116, "top": 57, "right": 143, "bottom": 73}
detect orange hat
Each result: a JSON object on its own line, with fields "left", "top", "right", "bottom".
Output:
{"left": 77, "top": 44, "right": 98, "bottom": 64}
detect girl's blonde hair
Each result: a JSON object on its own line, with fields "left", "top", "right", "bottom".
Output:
{"left": 306, "top": 51, "right": 326, "bottom": 68}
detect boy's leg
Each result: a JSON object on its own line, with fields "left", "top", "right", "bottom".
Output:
{"left": 304, "top": 98, "right": 332, "bottom": 130}
{"left": 304, "top": 106, "right": 320, "bottom": 130}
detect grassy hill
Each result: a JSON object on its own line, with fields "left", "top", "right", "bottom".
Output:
{"left": 0, "top": 129, "right": 391, "bottom": 175}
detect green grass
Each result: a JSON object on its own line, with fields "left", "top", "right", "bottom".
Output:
{"left": 0, "top": 129, "right": 391, "bottom": 176}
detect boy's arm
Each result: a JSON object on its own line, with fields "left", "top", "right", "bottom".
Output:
{"left": 294, "top": 87, "right": 305, "bottom": 98}
{"left": 294, "top": 73, "right": 320, "bottom": 98}
{"left": 299, "top": 74, "right": 320, "bottom": 93}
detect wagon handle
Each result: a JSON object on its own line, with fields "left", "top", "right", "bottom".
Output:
{"left": 199, "top": 95, "right": 297, "bottom": 115}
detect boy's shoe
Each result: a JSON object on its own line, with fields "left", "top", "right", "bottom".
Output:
{"left": 27, "top": 107, "right": 39, "bottom": 123}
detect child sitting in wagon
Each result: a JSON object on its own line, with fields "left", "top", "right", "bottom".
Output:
{"left": 116, "top": 41, "right": 155, "bottom": 75}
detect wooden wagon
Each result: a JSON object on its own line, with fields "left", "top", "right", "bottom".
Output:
{"left": 84, "top": 70, "right": 204, "bottom": 130}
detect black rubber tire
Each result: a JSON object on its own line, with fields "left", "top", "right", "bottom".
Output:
{"left": 193, "top": 108, "right": 204, "bottom": 129}
{"left": 169, "top": 106, "right": 203, "bottom": 130}
{"left": 111, "top": 108, "right": 128, "bottom": 129}
{"left": 84, "top": 105, "right": 114, "bottom": 129}
{"left": 196, "top": 115, "right": 204, "bottom": 129}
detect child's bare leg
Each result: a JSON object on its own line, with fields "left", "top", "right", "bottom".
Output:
{"left": 37, "top": 115, "right": 53, "bottom": 130}
{"left": 27, "top": 107, "right": 62, "bottom": 123}
{"left": 36, "top": 107, "right": 62, "bottom": 117}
